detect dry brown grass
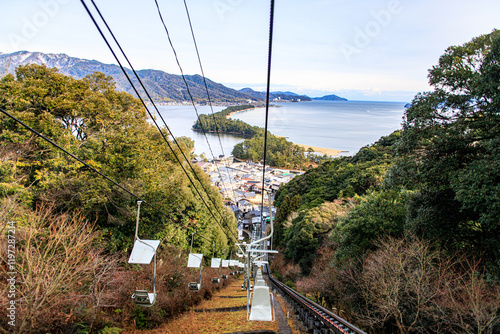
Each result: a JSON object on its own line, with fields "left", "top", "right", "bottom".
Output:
{"left": 128, "top": 276, "right": 279, "bottom": 334}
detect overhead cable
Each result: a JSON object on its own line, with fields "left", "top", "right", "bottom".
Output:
{"left": 80, "top": 0, "right": 238, "bottom": 241}
{"left": 181, "top": 0, "right": 239, "bottom": 203}
{"left": 153, "top": 0, "right": 237, "bottom": 205}
{"left": 0, "top": 107, "right": 168, "bottom": 217}
{"left": 259, "top": 0, "right": 275, "bottom": 216}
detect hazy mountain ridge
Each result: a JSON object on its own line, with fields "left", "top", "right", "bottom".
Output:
{"left": 239, "top": 87, "right": 312, "bottom": 102}
{"left": 239, "top": 87, "right": 347, "bottom": 102}
{"left": 0, "top": 51, "right": 260, "bottom": 103}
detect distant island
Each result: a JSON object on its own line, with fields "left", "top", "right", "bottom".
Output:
{"left": 313, "top": 94, "right": 348, "bottom": 101}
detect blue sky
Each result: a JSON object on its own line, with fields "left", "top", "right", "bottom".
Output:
{"left": 1, "top": 0, "right": 499, "bottom": 102}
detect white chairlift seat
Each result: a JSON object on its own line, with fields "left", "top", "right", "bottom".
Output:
{"left": 187, "top": 253, "right": 203, "bottom": 291}
{"left": 249, "top": 286, "right": 274, "bottom": 321}
{"left": 129, "top": 202, "right": 161, "bottom": 307}
{"left": 128, "top": 239, "right": 160, "bottom": 307}
{"left": 189, "top": 282, "right": 201, "bottom": 291}
{"left": 210, "top": 258, "right": 222, "bottom": 284}
{"left": 211, "top": 258, "right": 221, "bottom": 268}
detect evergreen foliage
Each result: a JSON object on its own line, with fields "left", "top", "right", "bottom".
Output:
{"left": 391, "top": 29, "right": 500, "bottom": 268}
{"left": 0, "top": 64, "right": 237, "bottom": 253}
{"left": 232, "top": 133, "right": 310, "bottom": 169}
{"left": 274, "top": 30, "right": 500, "bottom": 279}
{"left": 192, "top": 104, "right": 260, "bottom": 137}
{"left": 274, "top": 130, "right": 400, "bottom": 211}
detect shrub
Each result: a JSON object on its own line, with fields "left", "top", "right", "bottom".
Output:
{"left": 0, "top": 203, "right": 119, "bottom": 333}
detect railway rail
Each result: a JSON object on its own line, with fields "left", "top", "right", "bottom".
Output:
{"left": 267, "top": 271, "right": 366, "bottom": 334}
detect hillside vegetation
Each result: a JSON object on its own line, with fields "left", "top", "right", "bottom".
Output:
{"left": 271, "top": 30, "right": 500, "bottom": 333}
{"left": 0, "top": 64, "right": 237, "bottom": 332}
{"left": 0, "top": 51, "right": 260, "bottom": 103}
{"left": 192, "top": 104, "right": 260, "bottom": 137}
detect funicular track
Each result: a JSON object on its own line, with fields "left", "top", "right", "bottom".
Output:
{"left": 266, "top": 270, "right": 366, "bottom": 334}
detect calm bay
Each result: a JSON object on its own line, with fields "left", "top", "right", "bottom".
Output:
{"left": 155, "top": 100, "right": 407, "bottom": 158}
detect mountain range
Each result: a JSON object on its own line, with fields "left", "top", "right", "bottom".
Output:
{"left": 0, "top": 51, "right": 259, "bottom": 103}
{"left": 0, "top": 51, "right": 347, "bottom": 103}
{"left": 238, "top": 88, "right": 313, "bottom": 102}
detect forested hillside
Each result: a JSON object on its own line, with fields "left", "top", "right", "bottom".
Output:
{"left": 0, "top": 51, "right": 260, "bottom": 103}
{"left": 271, "top": 30, "right": 500, "bottom": 333}
{"left": 0, "top": 64, "right": 237, "bottom": 332}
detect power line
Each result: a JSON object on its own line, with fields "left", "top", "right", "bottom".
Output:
{"left": 181, "top": 0, "right": 239, "bottom": 204}
{"left": 260, "top": 0, "right": 275, "bottom": 216}
{"left": 153, "top": 0, "right": 237, "bottom": 205}
{"left": 80, "top": 0, "right": 238, "bottom": 241}
{"left": 0, "top": 106, "right": 168, "bottom": 218}
{"left": 83, "top": 0, "right": 235, "bottom": 241}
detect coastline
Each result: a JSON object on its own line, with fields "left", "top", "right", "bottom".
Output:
{"left": 225, "top": 106, "right": 255, "bottom": 118}
{"left": 294, "top": 143, "right": 344, "bottom": 156}
{"left": 275, "top": 135, "right": 344, "bottom": 156}
{"left": 228, "top": 108, "right": 345, "bottom": 157}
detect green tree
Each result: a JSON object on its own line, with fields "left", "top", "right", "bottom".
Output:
{"left": 333, "top": 190, "right": 410, "bottom": 262}
{"left": 273, "top": 195, "right": 290, "bottom": 247}
{"left": 0, "top": 64, "right": 237, "bottom": 253}
{"left": 392, "top": 30, "right": 500, "bottom": 266}
{"left": 284, "top": 200, "right": 354, "bottom": 274}
{"left": 274, "top": 131, "right": 400, "bottom": 211}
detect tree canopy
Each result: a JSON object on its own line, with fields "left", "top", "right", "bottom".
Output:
{"left": 391, "top": 29, "right": 500, "bottom": 266}
{"left": 0, "top": 64, "right": 237, "bottom": 254}
{"left": 273, "top": 29, "right": 500, "bottom": 276}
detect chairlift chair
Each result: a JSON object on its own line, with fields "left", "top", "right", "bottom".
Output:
{"left": 210, "top": 244, "right": 222, "bottom": 284}
{"left": 229, "top": 259, "right": 239, "bottom": 275}
{"left": 221, "top": 259, "right": 229, "bottom": 279}
{"left": 128, "top": 201, "right": 161, "bottom": 307}
{"left": 187, "top": 233, "right": 203, "bottom": 291}
{"left": 210, "top": 258, "right": 221, "bottom": 284}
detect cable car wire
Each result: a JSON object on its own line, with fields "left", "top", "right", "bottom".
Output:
{"left": 259, "top": 0, "right": 275, "bottom": 215}
{"left": 153, "top": 0, "right": 237, "bottom": 205}
{"left": 180, "top": 0, "right": 239, "bottom": 204}
{"left": 80, "top": 0, "right": 238, "bottom": 241}
{"left": 0, "top": 106, "right": 167, "bottom": 217}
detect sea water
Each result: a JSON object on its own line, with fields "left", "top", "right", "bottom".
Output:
{"left": 155, "top": 100, "right": 407, "bottom": 158}
{"left": 231, "top": 100, "right": 406, "bottom": 155}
